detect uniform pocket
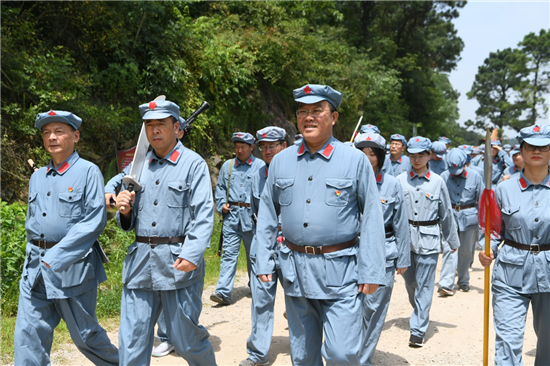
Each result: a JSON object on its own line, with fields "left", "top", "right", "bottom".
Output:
{"left": 122, "top": 243, "right": 139, "bottom": 284}
{"left": 278, "top": 246, "right": 296, "bottom": 283}
{"left": 501, "top": 206, "right": 520, "bottom": 230}
{"left": 58, "top": 192, "right": 83, "bottom": 218}
{"left": 422, "top": 193, "right": 439, "bottom": 211}
{"left": 167, "top": 181, "right": 189, "bottom": 208}
{"left": 324, "top": 246, "right": 358, "bottom": 287}
{"left": 61, "top": 247, "right": 95, "bottom": 287}
{"left": 170, "top": 244, "right": 195, "bottom": 283}
{"left": 27, "top": 192, "right": 37, "bottom": 217}
{"left": 495, "top": 245, "right": 527, "bottom": 289}
{"left": 275, "top": 178, "right": 294, "bottom": 206}
{"left": 381, "top": 197, "right": 396, "bottom": 214}
{"left": 325, "top": 178, "right": 353, "bottom": 207}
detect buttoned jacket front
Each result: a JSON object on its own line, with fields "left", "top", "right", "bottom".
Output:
{"left": 440, "top": 168, "right": 484, "bottom": 231}
{"left": 117, "top": 141, "right": 214, "bottom": 290}
{"left": 255, "top": 137, "right": 386, "bottom": 299}
{"left": 388, "top": 154, "right": 410, "bottom": 177}
{"left": 24, "top": 152, "right": 107, "bottom": 299}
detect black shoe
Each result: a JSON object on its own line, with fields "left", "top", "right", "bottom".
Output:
{"left": 459, "top": 284, "right": 470, "bottom": 292}
{"left": 210, "top": 292, "right": 231, "bottom": 305}
{"left": 438, "top": 286, "right": 455, "bottom": 296}
{"left": 409, "top": 335, "right": 424, "bottom": 348}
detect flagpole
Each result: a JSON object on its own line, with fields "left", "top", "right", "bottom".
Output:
{"left": 350, "top": 116, "right": 363, "bottom": 142}
{"left": 483, "top": 128, "right": 492, "bottom": 366}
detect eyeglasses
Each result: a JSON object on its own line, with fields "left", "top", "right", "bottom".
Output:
{"left": 523, "top": 143, "right": 550, "bottom": 152}
{"left": 258, "top": 142, "right": 282, "bottom": 152}
{"left": 295, "top": 108, "right": 329, "bottom": 118}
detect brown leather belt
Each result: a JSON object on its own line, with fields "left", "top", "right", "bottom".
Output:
{"left": 286, "top": 237, "right": 358, "bottom": 255}
{"left": 136, "top": 236, "right": 186, "bottom": 245}
{"left": 452, "top": 203, "right": 476, "bottom": 211}
{"left": 32, "top": 240, "right": 58, "bottom": 249}
{"left": 504, "top": 239, "right": 550, "bottom": 253}
{"left": 228, "top": 201, "right": 250, "bottom": 208}
{"left": 385, "top": 231, "right": 394, "bottom": 239}
{"left": 278, "top": 225, "right": 282, "bottom": 232}
{"left": 408, "top": 219, "right": 440, "bottom": 227}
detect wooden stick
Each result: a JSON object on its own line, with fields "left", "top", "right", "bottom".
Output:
{"left": 349, "top": 116, "right": 363, "bottom": 142}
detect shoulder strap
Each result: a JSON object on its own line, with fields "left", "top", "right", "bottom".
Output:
{"left": 226, "top": 159, "right": 234, "bottom": 204}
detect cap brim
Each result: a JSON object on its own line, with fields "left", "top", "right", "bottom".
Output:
{"left": 295, "top": 95, "right": 336, "bottom": 108}
{"left": 435, "top": 153, "right": 445, "bottom": 159}
{"left": 35, "top": 115, "right": 78, "bottom": 130}
{"left": 523, "top": 137, "right": 550, "bottom": 147}
{"left": 448, "top": 166, "right": 464, "bottom": 175}
{"left": 258, "top": 137, "right": 280, "bottom": 142}
{"left": 142, "top": 111, "right": 173, "bottom": 120}
{"left": 232, "top": 137, "right": 252, "bottom": 144}
{"left": 355, "top": 141, "right": 383, "bottom": 150}
{"left": 408, "top": 148, "right": 426, "bottom": 154}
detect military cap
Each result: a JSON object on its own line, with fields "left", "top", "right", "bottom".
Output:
{"left": 35, "top": 110, "right": 82, "bottom": 130}
{"left": 407, "top": 136, "right": 432, "bottom": 154}
{"left": 256, "top": 126, "right": 286, "bottom": 142}
{"left": 516, "top": 124, "right": 550, "bottom": 146}
{"left": 232, "top": 132, "right": 255, "bottom": 145}
{"left": 293, "top": 84, "right": 342, "bottom": 109}
{"left": 459, "top": 144, "right": 474, "bottom": 155}
{"left": 139, "top": 98, "right": 180, "bottom": 120}
{"left": 178, "top": 116, "right": 188, "bottom": 131}
{"left": 446, "top": 148, "right": 468, "bottom": 176}
{"left": 490, "top": 139, "right": 502, "bottom": 146}
{"left": 438, "top": 136, "right": 452, "bottom": 145}
{"left": 503, "top": 144, "right": 511, "bottom": 152}
{"left": 431, "top": 141, "right": 447, "bottom": 158}
{"left": 510, "top": 148, "right": 521, "bottom": 157}
{"left": 359, "top": 124, "right": 380, "bottom": 134}
{"left": 354, "top": 132, "right": 386, "bottom": 150}
{"left": 390, "top": 134, "right": 407, "bottom": 146}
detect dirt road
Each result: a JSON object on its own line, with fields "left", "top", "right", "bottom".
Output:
{"left": 51, "top": 248, "right": 537, "bottom": 365}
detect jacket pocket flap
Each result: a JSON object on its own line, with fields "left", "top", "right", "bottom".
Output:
{"left": 326, "top": 178, "right": 353, "bottom": 189}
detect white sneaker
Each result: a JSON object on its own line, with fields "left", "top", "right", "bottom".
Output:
{"left": 152, "top": 341, "right": 175, "bottom": 357}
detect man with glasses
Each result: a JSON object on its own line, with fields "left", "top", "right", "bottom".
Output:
{"left": 255, "top": 84, "right": 386, "bottom": 365}
{"left": 388, "top": 134, "right": 410, "bottom": 177}
{"left": 211, "top": 132, "right": 265, "bottom": 305}
{"left": 241, "top": 126, "right": 287, "bottom": 366}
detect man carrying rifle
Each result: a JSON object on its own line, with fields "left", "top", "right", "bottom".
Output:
{"left": 115, "top": 97, "right": 216, "bottom": 365}
{"left": 210, "top": 133, "right": 265, "bottom": 305}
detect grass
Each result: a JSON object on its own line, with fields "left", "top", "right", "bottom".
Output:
{"left": 1, "top": 213, "right": 249, "bottom": 364}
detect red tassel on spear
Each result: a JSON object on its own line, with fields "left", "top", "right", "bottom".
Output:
{"left": 479, "top": 128, "right": 502, "bottom": 366}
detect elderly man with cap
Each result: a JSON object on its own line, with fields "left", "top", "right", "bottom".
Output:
{"left": 430, "top": 141, "right": 448, "bottom": 175}
{"left": 240, "top": 126, "right": 287, "bottom": 366}
{"left": 500, "top": 146, "right": 523, "bottom": 183}
{"left": 479, "top": 124, "right": 550, "bottom": 365}
{"left": 388, "top": 133, "right": 411, "bottom": 177}
{"left": 115, "top": 97, "right": 216, "bottom": 365}
{"left": 255, "top": 84, "right": 385, "bottom": 365}
{"left": 103, "top": 114, "right": 189, "bottom": 358}
{"left": 438, "top": 148, "right": 484, "bottom": 295}
{"left": 354, "top": 132, "right": 410, "bottom": 366}
{"left": 397, "top": 136, "right": 459, "bottom": 347}
{"left": 211, "top": 132, "right": 265, "bottom": 305}
{"left": 14, "top": 111, "right": 119, "bottom": 365}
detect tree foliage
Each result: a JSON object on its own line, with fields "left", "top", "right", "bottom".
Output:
{"left": 2, "top": 1, "right": 466, "bottom": 202}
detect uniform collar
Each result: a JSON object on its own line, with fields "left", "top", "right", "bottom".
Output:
{"left": 376, "top": 172, "right": 383, "bottom": 184}
{"left": 46, "top": 151, "right": 79, "bottom": 175}
{"left": 389, "top": 155, "right": 403, "bottom": 163}
{"left": 297, "top": 136, "right": 336, "bottom": 160}
{"left": 409, "top": 169, "right": 432, "bottom": 181}
{"left": 235, "top": 155, "right": 254, "bottom": 167}
{"left": 518, "top": 172, "right": 550, "bottom": 191}
{"left": 149, "top": 140, "right": 184, "bottom": 165}
{"left": 451, "top": 169, "right": 469, "bottom": 179}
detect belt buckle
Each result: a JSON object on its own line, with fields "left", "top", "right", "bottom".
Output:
{"left": 412, "top": 220, "right": 419, "bottom": 227}
{"left": 304, "top": 246, "right": 316, "bottom": 255}
{"left": 530, "top": 244, "right": 540, "bottom": 254}
{"left": 454, "top": 206, "right": 461, "bottom": 212}
{"left": 37, "top": 240, "right": 46, "bottom": 249}
{"left": 149, "top": 235, "right": 158, "bottom": 246}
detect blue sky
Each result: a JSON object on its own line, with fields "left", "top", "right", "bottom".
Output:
{"left": 449, "top": 0, "right": 550, "bottom": 138}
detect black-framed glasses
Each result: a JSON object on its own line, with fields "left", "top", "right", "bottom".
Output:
{"left": 295, "top": 108, "right": 329, "bottom": 118}
{"left": 524, "top": 143, "right": 550, "bottom": 152}
{"left": 258, "top": 142, "right": 283, "bottom": 152}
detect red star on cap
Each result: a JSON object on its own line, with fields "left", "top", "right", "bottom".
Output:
{"left": 416, "top": 138, "right": 420, "bottom": 142}
{"left": 48, "top": 111, "right": 56, "bottom": 116}
{"left": 238, "top": 134, "right": 242, "bottom": 137}
{"left": 453, "top": 164, "right": 457, "bottom": 167}
{"left": 396, "top": 134, "right": 400, "bottom": 137}
{"left": 304, "top": 86, "right": 311, "bottom": 94}
{"left": 149, "top": 101, "right": 157, "bottom": 110}
{"left": 366, "top": 136, "right": 372, "bottom": 141}
{"left": 534, "top": 126, "right": 541, "bottom": 132}
{"left": 262, "top": 133, "right": 267, "bottom": 138}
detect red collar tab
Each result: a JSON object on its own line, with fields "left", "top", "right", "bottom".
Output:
{"left": 463, "top": 170, "right": 468, "bottom": 178}
{"left": 57, "top": 161, "right": 70, "bottom": 174}
{"left": 169, "top": 150, "right": 180, "bottom": 162}
{"left": 425, "top": 171, "right": 431, "bottom": 179}
{"left": 47, "top": 162, "right": 51, "bottom": 172}
{"left": 247, "top": 158, "right": 252, "bottom": 165}
{"left": 376, "top": 173, "right": 382, "bottom": 183}
{"left": 149, "top": 101, "right": 157, "bottom": 110}
{"left": 398, "top": 157, "right": 402, "bottom": 163}
{"left": 149, "top": 156, "right": 153, "bottom": 164}
{"left": 304, "top": 86, "right": 311, "bottom": 94}
{"left": 513, "top": 166, "right": 517, "bottom": 172}
{"left": 48, "top": 110, "right": 56, "bottom": 116}
{"left": 519, "top": 177, "right": 528, "bottom": 189}
{"left": 298, "top": 143, "right": 306, "bottom": 156}
{"left": 409, "top": 170, "right": 415, "bottom": 178}
{"left": 235, "top": 159, "right": 240, "bottom": 167}
{"left": 321, "top": 143, "right": 333, "bottom": 158}
{"left": 264, "top": 167, "right": 268, "bottom": 177}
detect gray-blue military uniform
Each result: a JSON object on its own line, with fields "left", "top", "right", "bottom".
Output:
{"left": 430, "top": 141, "right": 448, "bottom": 176}
{"left": 397, "top": 136, "right": 460, "bottom": 344}
{"left": 354, "top": 133, "right": 410, "bottom": 366}
{"left": 357, "top": 124, "right": 392, "bottom": 173}
{"left": 15, "top": 111, "right": 118, "bottom": 366}
{"left": 439, "top": 149, "right": 483, "bottom": 292}
{"left": 245, "top": 126, "right": 286, "bottom": 365}
{"left": 116, "top": 100, "right": 216, "bottom": 366}
{"left": 388, "top": 134, "right": 411, "bottom": 177}
{"left": 501, "top": 148, "right": 522, "bottom": 181}
{"left": 490, "top": 139, "right": 513, "bottom": 187}
{"left": 214, "top": 132, "right": 265, "bottom": 301}
{"left": 488, "top": 125, "right": 550, "bottom": 365}
{"left": 256, "top": 85, "right": 386, "bottom": 366}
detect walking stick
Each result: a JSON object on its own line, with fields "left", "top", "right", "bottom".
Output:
{"left": 349, "top": 116, "right": 363, "bottom": 142}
